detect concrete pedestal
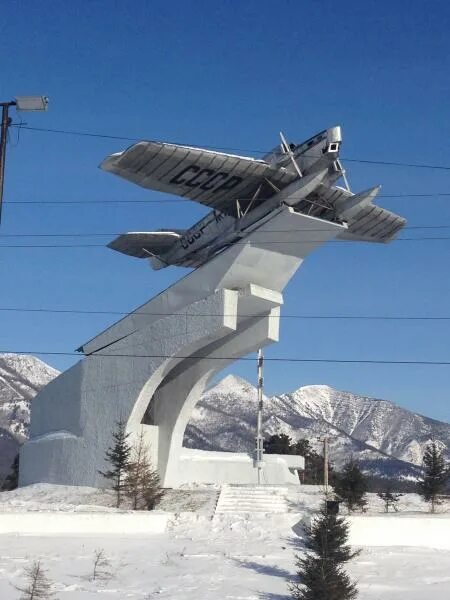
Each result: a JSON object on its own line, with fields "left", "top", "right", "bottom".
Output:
{"left": 20, "top": 207, "right": 344, "bottom": 488}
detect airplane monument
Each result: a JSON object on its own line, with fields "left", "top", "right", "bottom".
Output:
{"left": 20, "top": 127, "right": 405, "bottom": 488}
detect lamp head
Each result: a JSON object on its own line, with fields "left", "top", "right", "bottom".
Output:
{"left": 15, "top": 96, "right": 49, "bottom": 111}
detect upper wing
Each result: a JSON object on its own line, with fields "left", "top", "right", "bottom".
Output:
{"left": 100, "top": 141, "right": 297, "bottom": 214}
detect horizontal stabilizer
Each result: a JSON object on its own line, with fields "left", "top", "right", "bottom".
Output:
{"left": 107, "top": 231, "right": 184, "bottom": 259}
{"left": 312, "top": 184, "right": 406, "bottom": 242}
{"left": 337, "top": 204, "right": 406, "bottom": 243}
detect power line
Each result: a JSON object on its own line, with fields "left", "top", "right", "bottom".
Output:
{"left": 11, "top": 124, "right": 450, "bottom": 171}
{"left": 1, "top": 236, "right": 450, "bottom": 248}
{"left": 1, "top": 224, "right": 450, "bottom": 238}
{"left": 4, "top": 192, "right": 450, "bottom": 207}
{"left": 1, "top": 348, "right": 450, "bottom": 365}
{"left": 0, "top": 306, "right": 449, "bottom": 320}
{"left": 6, "top": 198, "right": 183, "bottom": 205}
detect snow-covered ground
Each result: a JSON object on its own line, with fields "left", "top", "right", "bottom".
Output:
{"left": 0, "top": 484, "right": 448, "bottom": 599}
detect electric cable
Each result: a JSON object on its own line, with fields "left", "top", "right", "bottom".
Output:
{"left": 4, "top": 192, "right": 450, "bottom": 206}
{"left": 1, "top": 236, "right": 450, "bottom": 248}
{"left": 1, "top": 348, "right": 450, "bottom": 365}
{"left": 10, "top": 123, "right": 450, "bottom": 171}
{"left": 0, "top": 306, "right": 449, "bottom": 320}
{"left": 1, "top": 224, "right": 450, "bottom": 238}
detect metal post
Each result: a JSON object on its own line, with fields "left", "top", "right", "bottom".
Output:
{"left": 0, "top": 102, "right": 13, "bottom": 224}
{"left": 255, "top": 348, "right": 264, "bottom": 484}
{"left": 323, "top": 436, "right": 329, "bottom": 494}
{"left": 0, "top": 96, "right": 48, "bottom": 226}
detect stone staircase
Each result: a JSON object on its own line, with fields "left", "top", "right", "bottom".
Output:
{"left": 214, "top": 485, "right": 289, "bottom": 515}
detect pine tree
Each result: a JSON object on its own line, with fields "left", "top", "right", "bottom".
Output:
{"left": 417, "top": 441, "right": 448, "bottom": 513}
{"left": 125, "top": 429, "right": 164, "bottom": 510}
{"left": 292, "top": 439, "right": 319, "bottom": 484}
{"left": 264, "top": 433, "right": 293, "bottom": 454}
{"left": 291, "top": 555, "right": 357, "bottom": 600}
{"left": 303, "top": 504, "right": 360, "bottom": 563}
{"left": 98, "top": 419, "right": 131, "bottom": 508}
{"left": 290, "top": 502, "right": 358, "bottom": 600}
{"left": 15, "top": 560, "right": 56, "bottom": 599}
{"left": 334, "top": 459, "right": 368, "bottom": 512}
{"left": 2, "top": 453, "right": 19, "bottom": 491}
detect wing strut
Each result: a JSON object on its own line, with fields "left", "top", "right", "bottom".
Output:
{"left": 280, "top": 131, "right": 303, "bottom": 178}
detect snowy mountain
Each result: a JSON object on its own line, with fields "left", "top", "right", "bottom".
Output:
{"left": 0, "top": 354, "right": 448, "bottom": 481}
{"left": 184, "top": 375, "right": 449, "bottom": 477}
{"left": 0, "top": 354, "right": 59, "bottom": 477}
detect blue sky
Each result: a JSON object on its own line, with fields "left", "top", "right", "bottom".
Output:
{"left": 0, "top": 0, "right": 449, "bottom": 421}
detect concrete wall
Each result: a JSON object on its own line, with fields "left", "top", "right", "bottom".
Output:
{"left": 347, "top": 515, "right": 450, "bottom": 550}
{"left": 178, "top": 448, "right": 304, "bottom": 485}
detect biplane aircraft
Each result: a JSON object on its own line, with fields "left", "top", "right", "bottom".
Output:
{"left": 101, "top": 126, "right": 405, "bottom": 270}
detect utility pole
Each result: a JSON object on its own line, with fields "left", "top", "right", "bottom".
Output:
{"left": 255, "top": 348, "right": 265, "bottom": 484}
{"left": 0, "top": 102, "right": 14, "bottom": 224}
{"left": 0, "top": 96, "right": 49, "bottom": 224}
{"left": 317, "top": 434, "right": 330, "bottom": 494}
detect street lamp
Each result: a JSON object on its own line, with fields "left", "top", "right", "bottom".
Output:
{"left": 0, "top": 96, "right": 49, "bottom": 224}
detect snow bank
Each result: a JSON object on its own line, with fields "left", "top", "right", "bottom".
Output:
{"left": 0, "top": 511, "right": 171, "bottom": 535}
{"left": 0, "top": 483, "right": 118, "bottom": 512}
{"left": 347, "top": 514, "right": 450, "bottom": 549}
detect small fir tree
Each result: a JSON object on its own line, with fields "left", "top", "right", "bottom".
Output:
{"left": 417, "top": 441, "right": 448, "bottom": 513}
{"left": 98, "top": 419, "right": 131, "bottom": 508}
{"left": 291, "top": 555, "right": 357, "bottom": 600}
{"left": 303, "top": 504, "right": 360, "bottom": 563}
{"left": 334, "top": 459, "right": 368, "bottom": 513}
{"left": 2, "top": 453, "right": 19, "bottom": 491}
{"left": 377, "top": 483, "right": 403, "bottom": 512}
{"left": 290, "top": 502, "right": 358, "bottom": 600}
{"left": 15, "top": 560, "right": 56, "bottom": 599}
{"left": 125, "top": 429, "right": 164, "bottom": 510}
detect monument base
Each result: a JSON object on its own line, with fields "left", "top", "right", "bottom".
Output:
{"left": 178, "top": 449, "right": 304, "bottom": 486}
{"left": 20, "top": 207, "right": 344, "bottom": 489}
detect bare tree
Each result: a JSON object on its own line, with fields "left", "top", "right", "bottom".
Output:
{"left": 92, "top": 549, "right": 111, "bottom": 582}
{"left": 125, "top": 429, "right": 164, "bottom": 510}
{"left": 15, "top": 561, "right": 56, "bottom": 599}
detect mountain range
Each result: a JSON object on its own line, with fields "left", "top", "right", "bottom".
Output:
{"left": 0, "top": 354, "right": 448, "bottom": 480}
{"left": 0, "top": 354, "right": 58, "bottom": 479}
{"left": 184, "top": 374, "right": 449, "bottom": 477}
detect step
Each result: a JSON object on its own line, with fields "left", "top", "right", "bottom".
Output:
{"left": 214, "top": 485, "right": 289, "bottom": 515}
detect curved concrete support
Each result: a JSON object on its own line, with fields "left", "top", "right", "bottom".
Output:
{"left": 20, "top": 208, "right": 345, "bottom": 488}
{"left": 19, "top": 290, "right": 280, "bottom": 487}
{"left": 154, "top": 311, "right": 279, "bottom": 486}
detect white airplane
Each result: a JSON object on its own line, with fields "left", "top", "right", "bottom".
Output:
{"left": 100, "top": 126, "right": 405, "bottom": 270}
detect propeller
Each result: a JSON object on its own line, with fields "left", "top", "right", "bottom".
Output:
{"left": 279, "top": 131, "right": 302, "bottom": 178}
